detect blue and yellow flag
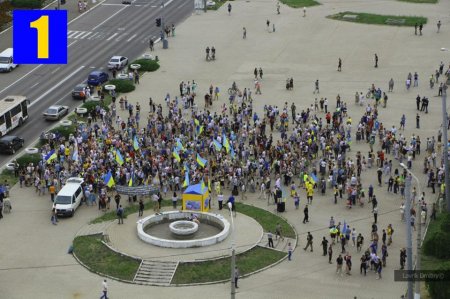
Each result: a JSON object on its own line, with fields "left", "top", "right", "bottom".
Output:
{"left": 133, "top": 135, "right": 140, "bottom": 151}
{"left": 201, "top": 179, "right": 206, "bottom": 191}
{"left": 115, "top": 150, "right": 124, "bottom": 166}
{"left": 208, "top": 178, "right": 211, "bottom": 192}
{"left": 230, "top": 146, "right": 235, "bottom": 159}
{"left": 196, "top": 153, "right": 207, "bottom": 168}
{"left": 223, "top": 133, "right": 230, "bottom": 153}
{"left": 213, "top": 140, "right": 222, "bottom": 151}
{"left": 45, "top": 149, "right": 57, "bottom": 164}
{"left": 128, "top": 176, "right": 133, "bottom": 187}
{"left": 176, "top": 139, "right": 185, "bottom": 152}
{"left": 173, "top": 148, "right": 181, "bottom": 162}
{"left": 197, "top": 125, "right": 204, "bottom": 136}
{"left": 183, "top": 171, "right": 190, "bottom": 188}
{"left": 104, "top": 171, "right": 115, "bottom": 188}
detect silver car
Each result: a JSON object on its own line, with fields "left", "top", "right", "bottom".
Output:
{"left": 43, "top": 105, "right": 69, "bottom": 120}
{"left": 107, "top": 56, "right": 128, "bottom": 70}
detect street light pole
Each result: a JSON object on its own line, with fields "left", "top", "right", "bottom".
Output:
{"left": 401, "top": 163, "right": 422, "bottom": 299}
{"left": 227, "top": 202, "right": 236, "bottom": 299}
{"left": 442, "top": 93, "right": 450, "bottom": 212}
{"left": 401, "top": 165, "right": 414, "bottom": 299}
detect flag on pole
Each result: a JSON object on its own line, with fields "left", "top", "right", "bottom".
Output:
{"left": 342, "top": 221, "right": 347, "bottom": 236}
{"left": 104, "top": 171, "right": 115, "bottom": 188}
{"left": 173, "top": 148, "right": 181, "bottom": 162}
{"left": 45, "top": 149, "right": 57, "bottom": 164}
{"left": 183, "top": 171, "right": 190, "bottom": 187}
{"left": 201, "top": 179, "right": 206, "bottom": 191}
{"left": 128, "top": 176, "right": 133, "bottom": 187}
{"left": 230, "top": 146, "right": 235, "bottom": 159}
{"left": 72, "top": 146, "right": 79, "bottom": 162}
{"left": 176, "top": 139, "right": 185, "bottom": 152}
{"left": 133, "top": 135, "right": 140, "bottom": 151}
{"left": 223, "top": 133, "right": 230, "bottom": 153}
{"left": 196, "top": 153, "right": 207, "bottom": 168}
{"left": 115, "top": 150, "right": 124, "bottom": 165}
{"left": 213, "top": 140, "right": 222, "bottom": 151}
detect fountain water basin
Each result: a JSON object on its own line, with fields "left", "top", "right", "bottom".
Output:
{"left": 137, "top": 211, "right": 230, "bottom": 248}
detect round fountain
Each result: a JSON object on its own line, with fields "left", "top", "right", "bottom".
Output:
{"left": 137, "top": 211, "right": 230, "bottom": 248}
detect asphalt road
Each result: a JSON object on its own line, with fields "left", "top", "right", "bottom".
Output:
{"left": 0, "top": 0, "right": 194, "bottom": 166}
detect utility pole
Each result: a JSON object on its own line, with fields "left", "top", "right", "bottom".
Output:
{"left": 228, "top": 202, "right": 236, "bottom": 299}
{"left": 442, "top": 92, "right": 450, "bottom": 212}
{"left": 404, "top": 172, "right": 414, "bottom": 299}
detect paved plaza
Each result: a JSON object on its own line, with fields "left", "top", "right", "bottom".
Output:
{"left": 1, "top": 0, "right": 450, "bottom": 298}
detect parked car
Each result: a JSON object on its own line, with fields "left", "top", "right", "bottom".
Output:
{"left": 87, "top": 71, "right": 109, "bottom": 86}
{"left": 53, "top": 177, "right": 84, "bottom": 217}
{"left": 43, "top": 105, "right": 69, "bottom": 120}
{"left": 107, "top": 56, "right": 128, "bottom": 69}
{"left": 0, "top": 135, "right": 24, "bottom": 154}
{"left": 71, "top": 83, "right": 88, "bottom": 99}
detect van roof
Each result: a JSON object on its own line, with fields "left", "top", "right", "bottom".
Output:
{"left": 0, "top": 48, "right": 13, "bottom": 57}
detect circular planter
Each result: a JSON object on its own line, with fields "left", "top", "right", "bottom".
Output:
{"left": 76, "top": 107, "right": 88, "bottom": 115}
{"left": 130, "top": 64, "right": 141, "bottom": 70}
{"left": 142, "top": 53, "right": 154, "bottom": 60}
{"left": 117, "top": 73, "right": 129, "bottom": 80}
{"left": 6, "top": 163, "right": 15, "bottom": 171}
{"left": 104, "top": 84, "right": 116, "bottom": 91}
{"left": 25, "top": 147, "right": 39, "bottom": 154}
{"left": 60, "top": 120, "right": 72, "bottom": 127}
{"left": 169, "top": 220, "right": 199, "bottom": 236}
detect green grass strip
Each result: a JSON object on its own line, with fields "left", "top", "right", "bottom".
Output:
{"left": 235, "top": 202, "right": 296, "bottom": 238}
{"left": 327, "top": 11, "right": 427, "bottom": 27}
{"left": 0, "top": 169, "right": 18, "bottom": 188}
{"left": 73, "top": 235, "right": 141, "bottom": 281}
{"left": 171, "top": 246, "right": 286, "bottom": 284}
{"left": 280, "top": 0, "right": 320, "bottom": 8}
{"left": 397, "top": 0, "right": 437, "bottom": 3}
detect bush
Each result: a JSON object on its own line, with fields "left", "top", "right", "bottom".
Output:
{"left": 16, "top": 153, "right": 42, "bottom": 167}
{"left": 439, "top": 213, "right": 450, "bottom": 231}
{"left": 0, "top": 2, "right": 12, "bottom": 29}
{"left": 422, "top": 230, "right": 450, "bottom": 259}
{"left": 107, "top": 79, "right": 135, "bottom": 93}
{"left": 11, "top": 0, "right": 42, "bottom": 8}
{"left": 426, "top": 262, "right": 450, "bottom": 299}
{"left": 82, "top": 100, "right": 110, "bottom": 114}
{"left": 50, "top": 125, "right": 76, "bottom": 139}
{"left": 129, "top": 59, "right": 160, "bottom": 72}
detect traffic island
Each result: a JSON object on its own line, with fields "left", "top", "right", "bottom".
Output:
{"left": 327, "top": 11, "right": 427, "bottom": 27}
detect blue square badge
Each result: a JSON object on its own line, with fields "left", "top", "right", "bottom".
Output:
{"left": 13, "top": 10, "right": 67, "bottom": 64}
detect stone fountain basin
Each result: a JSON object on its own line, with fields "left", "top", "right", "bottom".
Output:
{"left": 137, "top": 211, "right": 230, "bottom": 248}
{"left": 169, "top": 220, "right": 199, "bottom": 235}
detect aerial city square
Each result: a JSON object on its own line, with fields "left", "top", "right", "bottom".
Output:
{"left": 0, "top": 0, "right": 449, "bottom": 298}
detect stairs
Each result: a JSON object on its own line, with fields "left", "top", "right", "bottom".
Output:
{"left": 76, "top": 221, "right": 114, "bottom": 236}
{"left": 133, "top": 260, "right": 178, "bottom": 286}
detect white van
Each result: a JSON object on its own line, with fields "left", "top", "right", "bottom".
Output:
{"left": 0, "top": 48, "right": 18, "bottom": 73}
{"left": 53, "top": 177, "right": 84, "bottom": 217}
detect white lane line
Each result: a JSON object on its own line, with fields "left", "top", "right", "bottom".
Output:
{"left": 68, "top": 40, "right": 78, "bottom": 47}
{"left": 126, "top": 34, "right": 137, "bottom": 42}
{"left": 78, "top": 31, "right": 92, "bottom": 39}
{"left": 151, "top": 5, "right": 157, "bottom": 7}
{"left": 30, "top": 82, "right": 40, "bottom": 88}
{"left": 68, "top": 30, "right": 81, "bottom": 38}
{"left": 30, "top": 66, "right": 85, "bottom": 108}
{"left": 51, "top": 67, "right": 61, "bottom": 74}
{"left": 164, "top": 0, "right": 175, "bottom": 7}
{"left": 93, "top": 5, "right": 128, "bottom": 30}
{"left": 101, "top": 3, "right": 126, "bottom": 5}
{"left": 72, "top": 31, "right": 87, "bottom": 39}
{"left": 106, "top": 33, "right": 118, "bottom": 41}
{"left": 0, "top": 65, "right": 42, "bottom": 94}
{"left": 55, "top": 91, "right": 74, "bottom": 105}
{"left": 87, "top": 32, "right": 99, "bottom": 40}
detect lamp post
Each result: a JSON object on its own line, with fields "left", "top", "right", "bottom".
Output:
{"left": 227, "top": 202, "right": 236, "bottom": 299}
{"left": 442, "top": 92, "right": 450, "bottom": 212}
{"left": 400, "top": 163, "right": 421, "bottom": 299}
{"left": 400, "top": 163, "right": 414, "bottom": 299}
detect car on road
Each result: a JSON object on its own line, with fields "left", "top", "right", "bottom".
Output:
{"left": 0, "top": 135, "right": 24, "bottom": 154}
{"left": 71, "top": 83, "right": 88, "bottom": 99}
{"left": 87, "top": 71, "right": 109, "bottom": 86}
{"left": 43, "top": 105, "right": 69, "bottom": 120}
{"left": 108, "top": 56, "right": 128, "bottom": 69}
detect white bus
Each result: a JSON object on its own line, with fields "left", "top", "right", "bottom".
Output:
{"left": 0, "top": 96, "right": 30, "bottom": 137}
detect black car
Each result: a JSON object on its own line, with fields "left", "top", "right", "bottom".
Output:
{"left": 72, "top": 83, "right": 88, "bottom": 99}
{"left": 0, "top": 135, "right": 24, "bottom": 154}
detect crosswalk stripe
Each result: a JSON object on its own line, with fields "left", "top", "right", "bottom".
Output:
{"left": 87, "top": 32, "right": 99, "bottom": 40}
{"left": 127, "top": 33, "right": 137, "bottom": 42}
{"left": 72, "top": 31, "right": 88, "bottom": 39}
{"left": 106, "top": 32, "right": 118, "bottom": 41}
{"left": 67, "top": 30, "right": 81, "bottom": 38}
{"left": 78, "top": 31, "right": 92, "bottom": 39}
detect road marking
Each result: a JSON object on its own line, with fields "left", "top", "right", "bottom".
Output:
{"left": 68, "top": 30, "right": 81, "bottom": 38}
{"left": 164, "top": 0, "right": 175, "bottom": 7}
{"left": 68, "top": 40, "right": 78, "bottom": 47}
{"left": 135, "top": 4, "right": 141, "bottom": 6}
{"left": 51, "top": 67, "right": 61, "bottom": 74}
{"left": 92, "top": 5, "right": 128, "bottom": 30}
{"left": 55, "top": 91, "right": 74, "bottom": 105}
{"left": 78, "top": 31, "right": 92, "bottom": 39}
{"left": 30, "top": 66, "right": 85, "bottom": 108}
{"left": 90, "top": 66, "right": 96, "bottom": 69}
{"left": 87, "top": 32, "right": 99, "bottom": 40}
{"left": 106, "top": 33, "right": 118, "bottom": 41}
{"left": 0, "top": 65, "right": 42, "bottom": 94}
{"left": 127, "top": 34, "right": 137, "bottom": 42}
{"left": 150, "top": 5, "right": 157, "bottom": 7}
{"left": 72, "top": 31, "right": 88, "bottom": 39}
{"left": 30, "top": 82, "right": 40, "bottom": 88}
{"left": 101, "top": 3, "right": 126, "bottom": 5}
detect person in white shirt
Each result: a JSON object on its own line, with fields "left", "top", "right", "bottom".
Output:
{"left": 100, "top": 279, "right": 108, "bottom": 299}
{"left": 217, "top": 192, "right": 224, "bottom": 210}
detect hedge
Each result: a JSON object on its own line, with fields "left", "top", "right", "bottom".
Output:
{"left": 107, "top": 79, "right": 135, "bottom": 93}
{"left": 426, "top": 262, "right": 450, "bottom": 299}
{"left": 82, "top": 100, "right": 109, "bottom": 114}
{"left": 50, "top": 125, "right": 77, "bottom": 140}
{"left": 16, "top": 153, "right": 42, "bottom": 167}
{"left": 129, "top": 59, "right": 160, "bottom": 72}
{"left": 11, "top": 0, "right": 42, "bottom": 8}
{"left": 422, "top": 213, "right": 450, "bottom": 259}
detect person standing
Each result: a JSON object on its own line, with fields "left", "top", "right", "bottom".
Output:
{"left": 266, "top": 19, "right": 270, "bottom": 32}
{"left": 276, "top": 1, "right": 280, "bottom": 14}
{"left": 360, "top": 254, "right": 367, "bottom": 276}
{"left": 374, "top": 54, "right": 378, "bottom": 68}
{"left": 337, "top": 58, "right": 342, "bottom": 72}
{"left": 414, "top": 23, "right": 418, "bottom": 35}
{"left": 373, "top": 206, "right": 378, "bottom": 224}
{"left": 356, "top": 233, "right": 364, "bottom": 252}
{"left": 117, "top": 205, "right": 124, "bottom": 224}
{"left": 288, "top": 242, "right": 293, "bottom": 260}
{"left": 49, "top": 183, "right": 56, "bottom": 202}
{"left": 419, "top": 23, "right": 423, "bottom": 35}
{"left": 227, "top": 3, "right": 232, "bottom": 15}
{"left": 400, "top": 114, "right": 406, "bottom": 130}
{"left": 302, "top": 204, "right": 309, "bottom": 223}
{"left": 416, "top": 113, "right": 420, "bottom": 129}
{"left": 313, "top": 80, "right": 320, "bottom": 94}
{"left": 328, "top": 244, "right": 333, "bottom": 264}
{"left": 336, "top": 254, "right": 343, "bottom": 276}
{"left": 437, "top": 20, "right": 441, "bottom": 33}
{"left": 259, "top": 67, "right": 263, "bottom": 79}
{"left": 114, "top": 193, "right": 121, "bottom": 210}
{"left": 344, "top": 253, "right": 352, "bottom": 275}
{"left": 275, "top": 223, "right": 284, "bottom": 241}
{"left": 304, "top": 232, "right": 313, "bottom": 252}
{"left": 303, "top": 7, "right": 306, "bottom": 17}
{"left": 268, "top": 231, "right": 274, "bottom": 248}
{"left": 388, "top": 78, "right": 394, "bottom": 92}
{"left": 100, "top": 279, "right": 108, "bottom": 299}
{"left": 149, "top": 38, "right": 154, "bottom": 51}
{"left": 400, "top": 248, "right": 407, "bottom": 269}
{"left": 242, "top": 27, "right": 247, "bottom": 39}
{"left": 234, "top": 267, "right": 239, "bottom": 288}
{"left": 51, "top": 207, "right": 57, "bottom": 225}
{"left": 138, "top": 199, "right": 144, "bottom": 217}
{"left": 322, "top": 237, "right": 329, "bottom": 256}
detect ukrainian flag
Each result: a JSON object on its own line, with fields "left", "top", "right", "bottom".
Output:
{"left": 183, "top": 171, "right": 190, "bottom": 187}
{"left": 128, "top": 176, "right": 133, "bottom": 187}
{"left": 230, "top": 146, "right": 235, "bottom": 159}
{"left": 201, "top": 179, "right": 206, "bottom": 191}
{"left": 133, "top": 135, "right": 140, "bottom": 151}
{"left": 104, "top": 171, "right": 115, "bottom": 188}
{"left": 197, "top": 125, "right": 204, "bottom": 136}
{"left": 213, "top": 140, "right": 222, "bottom": 151}
{"left": 176, "top": 139, "right": 185, "bottom": 152}
{"left": 223, "top": 134, "right": 230, "bottom": 153}
{"left": 45, "top": 149, "right": 57, "bottom": 164}
{"left": 115, "top": 150, "right": 124, "bottom": 166}
{"left": 173, "top": 148, "right": 181, "bottom": 162}
{"left": 196, "top": 153, "right": 207, "bottom": 168}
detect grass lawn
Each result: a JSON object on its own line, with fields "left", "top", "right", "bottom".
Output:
{"left": 328, "top": 11, "right": 427, "bottom": 27}
{"left": 0, "top": 169, "right": 18, "bottom": 187}
{"left": 235, "top": 202, "right": 296, "bottom": 238}
{"left": 207, "top": 0, "right": 226, "bottom": 10}
{"left": 280, "top": 0, "right": 320, "bottom": 8}
{"left": 90, "top": 199, "right": 174, "bottom": 224}
{"left": 171, "top": 246, "right": 286, "bottom": 284}
{"left": 73, "top": 235, "right": 141, "bottom": 281}
{"left": 397, "top": 0, "right": 437, "bottom": 3}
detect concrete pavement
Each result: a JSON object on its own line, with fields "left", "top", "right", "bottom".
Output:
{"left": 1, "top": 0, "right": 450, "bottom": 298}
